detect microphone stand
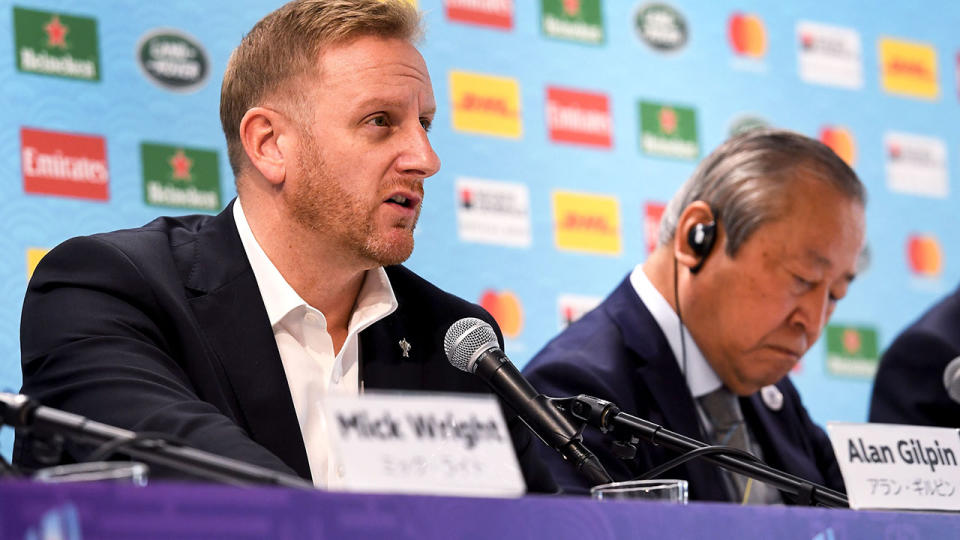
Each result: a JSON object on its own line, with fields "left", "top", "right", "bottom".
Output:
{"left": 550, "top": 394, "right": 848, "bottom": 508}
{"left": 0, "top": 393, "right": 312, "bottom": 489}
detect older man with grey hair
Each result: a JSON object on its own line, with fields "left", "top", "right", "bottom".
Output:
{"left": 524, "top": 129, "right": 865, "bottom": 503}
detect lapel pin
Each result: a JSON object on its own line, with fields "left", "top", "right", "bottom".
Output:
{"left": 398, "top": 338, "right": 411, "bottom": 358}
{"left": 761, "top": 385, "right": 783, "bottom": 412}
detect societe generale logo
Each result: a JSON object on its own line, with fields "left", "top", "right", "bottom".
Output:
{"left": 546, "top": 86, "right": 612, "bottom": 148}
{"left": 884, "top": 131, "right": 948, "bottom": 198}
{"left": 879, "top": 37, "right": 938, "bottom": 100}
{"left": 796, "top": 21, "right": 863, "bottom": 89}
{"left": 552, "top": 190, "right": 621, "bottom": 255}
{"left": 557, "top": 294, "right": 602, "bottom": 330}
{"left": 450, "top": 70, "right": 522, "bottom": 138}
{"left": 906, "top": 234, "right": 942, "bottom": 277}
{"left": 819, "top": 126, "right": 856, "bottom": 167}
{"left": 455, "top": 177, "right": 532, "bottom": 247}
{"left": 479, "top": 289, "right": 524, "bottom": 338}
{"left": 21, "top": 127, "right": 109, "bottom": 201}
{"left": 445, "top": 0, "right": 513, "bottom": 30}
{"left": 728, "top": 12, "right": 766, "bottom": 58}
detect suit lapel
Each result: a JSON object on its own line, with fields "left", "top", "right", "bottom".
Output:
{"left": 604, "top": 276, "right": 729, "bottom": 500}
{"left": 181, "top": 201, "right": 311, "bottom": 479}
{"left": 604, "top": 278, "right": 702, "bottom": 438}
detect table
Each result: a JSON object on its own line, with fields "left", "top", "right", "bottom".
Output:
{"left": 1, "top": 481, "right": 958, "bottom": 539}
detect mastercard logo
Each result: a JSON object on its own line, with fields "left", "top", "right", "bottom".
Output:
{"left": 728, "top": 13, "right": 766, "bottom": 58}
{"left": 479, "top": 289, "right": 523, "bottom": 338}
{"left": 907, "top": 234, "right": 942, "bottom": 276}
{"left": 819, "top": 126, "right": 857, "bottom": 167}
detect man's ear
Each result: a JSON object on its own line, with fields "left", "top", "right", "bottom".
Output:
{"left": 239, "top": 106, "right": 289, "bottom": 186}
{"left": 674, "top": 201, "right": 717, "bottom": 271}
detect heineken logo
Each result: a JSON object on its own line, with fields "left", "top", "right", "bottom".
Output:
{"left": 638, "top": 100, "right": 699, "bottom": 160}
{"left": 825, "top": 324, "right": 879, "bottom": 378}
{"left": 541, "top": 0, "right": 604, "bottom": 45}
{"left": 21, "top": 127, "right": 109, "bottom": 201}
{"left": 635, "top": 3, "right": 688, "bottom": 52}
{"left": 141, "top": 142, "right": 221, "bottom": 211}
{"left": 137, "top": 29, "right": 209, "bottom": 92}
{"left": 14, "top": 6, "right": 100, "bottom": 81}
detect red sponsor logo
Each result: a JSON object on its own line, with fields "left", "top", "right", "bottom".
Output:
{"left": 445, "top": 0, "right": 513, "bottom": 30}
{"left": 21, "top": 127, "right": 109, "bottom": 201}
{"left": 546, "top": 87, "right": 611, "bottom": 148}
{"left": 644, "top": 201, "right": 666, "bottom": 254}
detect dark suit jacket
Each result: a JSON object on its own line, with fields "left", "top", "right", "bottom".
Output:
{"left": 18, "top": 200, "right": 555, "bottom": 492}
{"left": 869, "top": 286, "right": 960, "bottom": 427}
{"left": 523, "top": 275, "right": 844, "bottom": 502}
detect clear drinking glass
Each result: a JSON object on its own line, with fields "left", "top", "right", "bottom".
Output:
{"left": 33, "top": 461, "right": 149, "bottom": 487}
{"left": 590, "top": 479, "right": 688, "bottom": 503}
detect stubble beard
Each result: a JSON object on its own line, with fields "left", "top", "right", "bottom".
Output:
{"left": 288, "top": 132, "right": 419, "bottom": 267}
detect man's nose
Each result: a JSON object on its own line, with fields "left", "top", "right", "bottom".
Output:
{"left": 396, "top": 123, "right": 440, "bottom": 178}
{"left": 790, "top": 287, "right": 832, "bottom": 340}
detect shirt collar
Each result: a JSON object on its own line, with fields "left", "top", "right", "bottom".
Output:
{"left": 233, "top": 199, "right": 398, "bottom": 331}
{"left": 629, "top": 264, "right": 723, "bottom": 398}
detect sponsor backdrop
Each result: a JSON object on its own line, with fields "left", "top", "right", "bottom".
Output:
{"left": 2, "top": 0, "right": 958, "bottom": 460}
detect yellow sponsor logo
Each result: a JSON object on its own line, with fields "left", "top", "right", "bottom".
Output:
{"left": 450, "top": 71, "right": 521, "bottom": 138}
{"left": 552, "top": 191, "right": 621, "bottom": 255}
{"left": 879, "top": 37, "right": 938, "bottom": 99}
{"left": 26, "top": 247, "right": 49, "bottom": 279}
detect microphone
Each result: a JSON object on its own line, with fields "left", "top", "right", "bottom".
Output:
{"left": 944, "top": 356, "right": 960, "bottom": 404}
{"left": 444, "top": 317, "right": 612, "bottom": 487}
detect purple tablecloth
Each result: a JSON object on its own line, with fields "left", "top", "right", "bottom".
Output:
{"left": 1, "top": 480, "right": 957, "bottom": 539}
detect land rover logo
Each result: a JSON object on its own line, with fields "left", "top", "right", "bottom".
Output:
{"left": 137, "top": 29, "right": 209, "bottom": 92}
{"left": 635, "top": 3, "right": 687, "bottom": 52}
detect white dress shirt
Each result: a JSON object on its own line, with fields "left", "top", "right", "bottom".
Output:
{"left": 233, "top": 200, "right": 398, "bottom": 487}
{"left": 629, "top": 264, "right": 722, "bottom": 400}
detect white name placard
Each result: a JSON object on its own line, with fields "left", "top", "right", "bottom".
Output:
{"left": 827, "top": 422, "right": 960, "bottom": 511}
{"left": 323, "top": 391, "right": 526, "bottom": 498}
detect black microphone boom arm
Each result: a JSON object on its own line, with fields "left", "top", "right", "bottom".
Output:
{"left": 0, "top": 392, "right": 312, "bottom": 489}
{"left": 552, "top": 394, "right": 849, "bottom": 508}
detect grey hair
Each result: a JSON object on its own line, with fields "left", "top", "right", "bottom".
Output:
{"left": 658, "top": 128, "right": 866, "bottom": 256}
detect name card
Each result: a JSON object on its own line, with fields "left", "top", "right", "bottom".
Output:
{"left": 827, "top": 422, "right": 960, "bottom": 511}
{"left": 323, "top": 391, "right": 526, "bottom": 498}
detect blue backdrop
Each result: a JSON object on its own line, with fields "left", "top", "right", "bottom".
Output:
{"left": 2, "top": 0, "right": 958, "bottom": 459}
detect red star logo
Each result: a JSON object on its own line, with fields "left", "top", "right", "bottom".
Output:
{"left": 44, "top": 15, "right": 68, "bottom": 48}
{"left": 659, "top": 107, "right": 677, "bottom": 135}
{"left": 842, "top": 329, "right": 862, "bottom": 355}
{"left": 169, "top": 150, "right": 193, "bottom": 181}
{"left": 562, "top": 0, "right": 581, "bottom": 16}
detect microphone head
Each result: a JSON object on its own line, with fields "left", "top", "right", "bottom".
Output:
{"left": 944, "top": 356, "right": 960, "bottom": 404}
{"left": 444, "top": 317, "right": 499, "bottom": 373}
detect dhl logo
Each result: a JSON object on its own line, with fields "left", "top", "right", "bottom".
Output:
{"left": 560, "top": 212, "right": 616, "bottom": 234}
{"left": 552, "top": 190, "right": 621, "bottom": 255}
{"left": 456, "top": 92, "right": 516, "bottom": 117}
{"left": 879, "top": 37, "right": 938, "bottom": 100}
{"left": 450, "top": 70, "right": 522, "bottom": 138}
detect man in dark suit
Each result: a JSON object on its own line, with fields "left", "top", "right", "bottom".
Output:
{"left": 524, "top": 130, "right": 865, "bottom": 503}
{"left": 17, "top": 0, "right": 555, "bottom": 492}
{"left": 869, "top": 286, "right": 960, "bottom": 428}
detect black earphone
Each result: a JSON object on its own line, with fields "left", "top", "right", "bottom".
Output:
{"left": 687, "top": 220, "right": 717, "bottom": 274}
